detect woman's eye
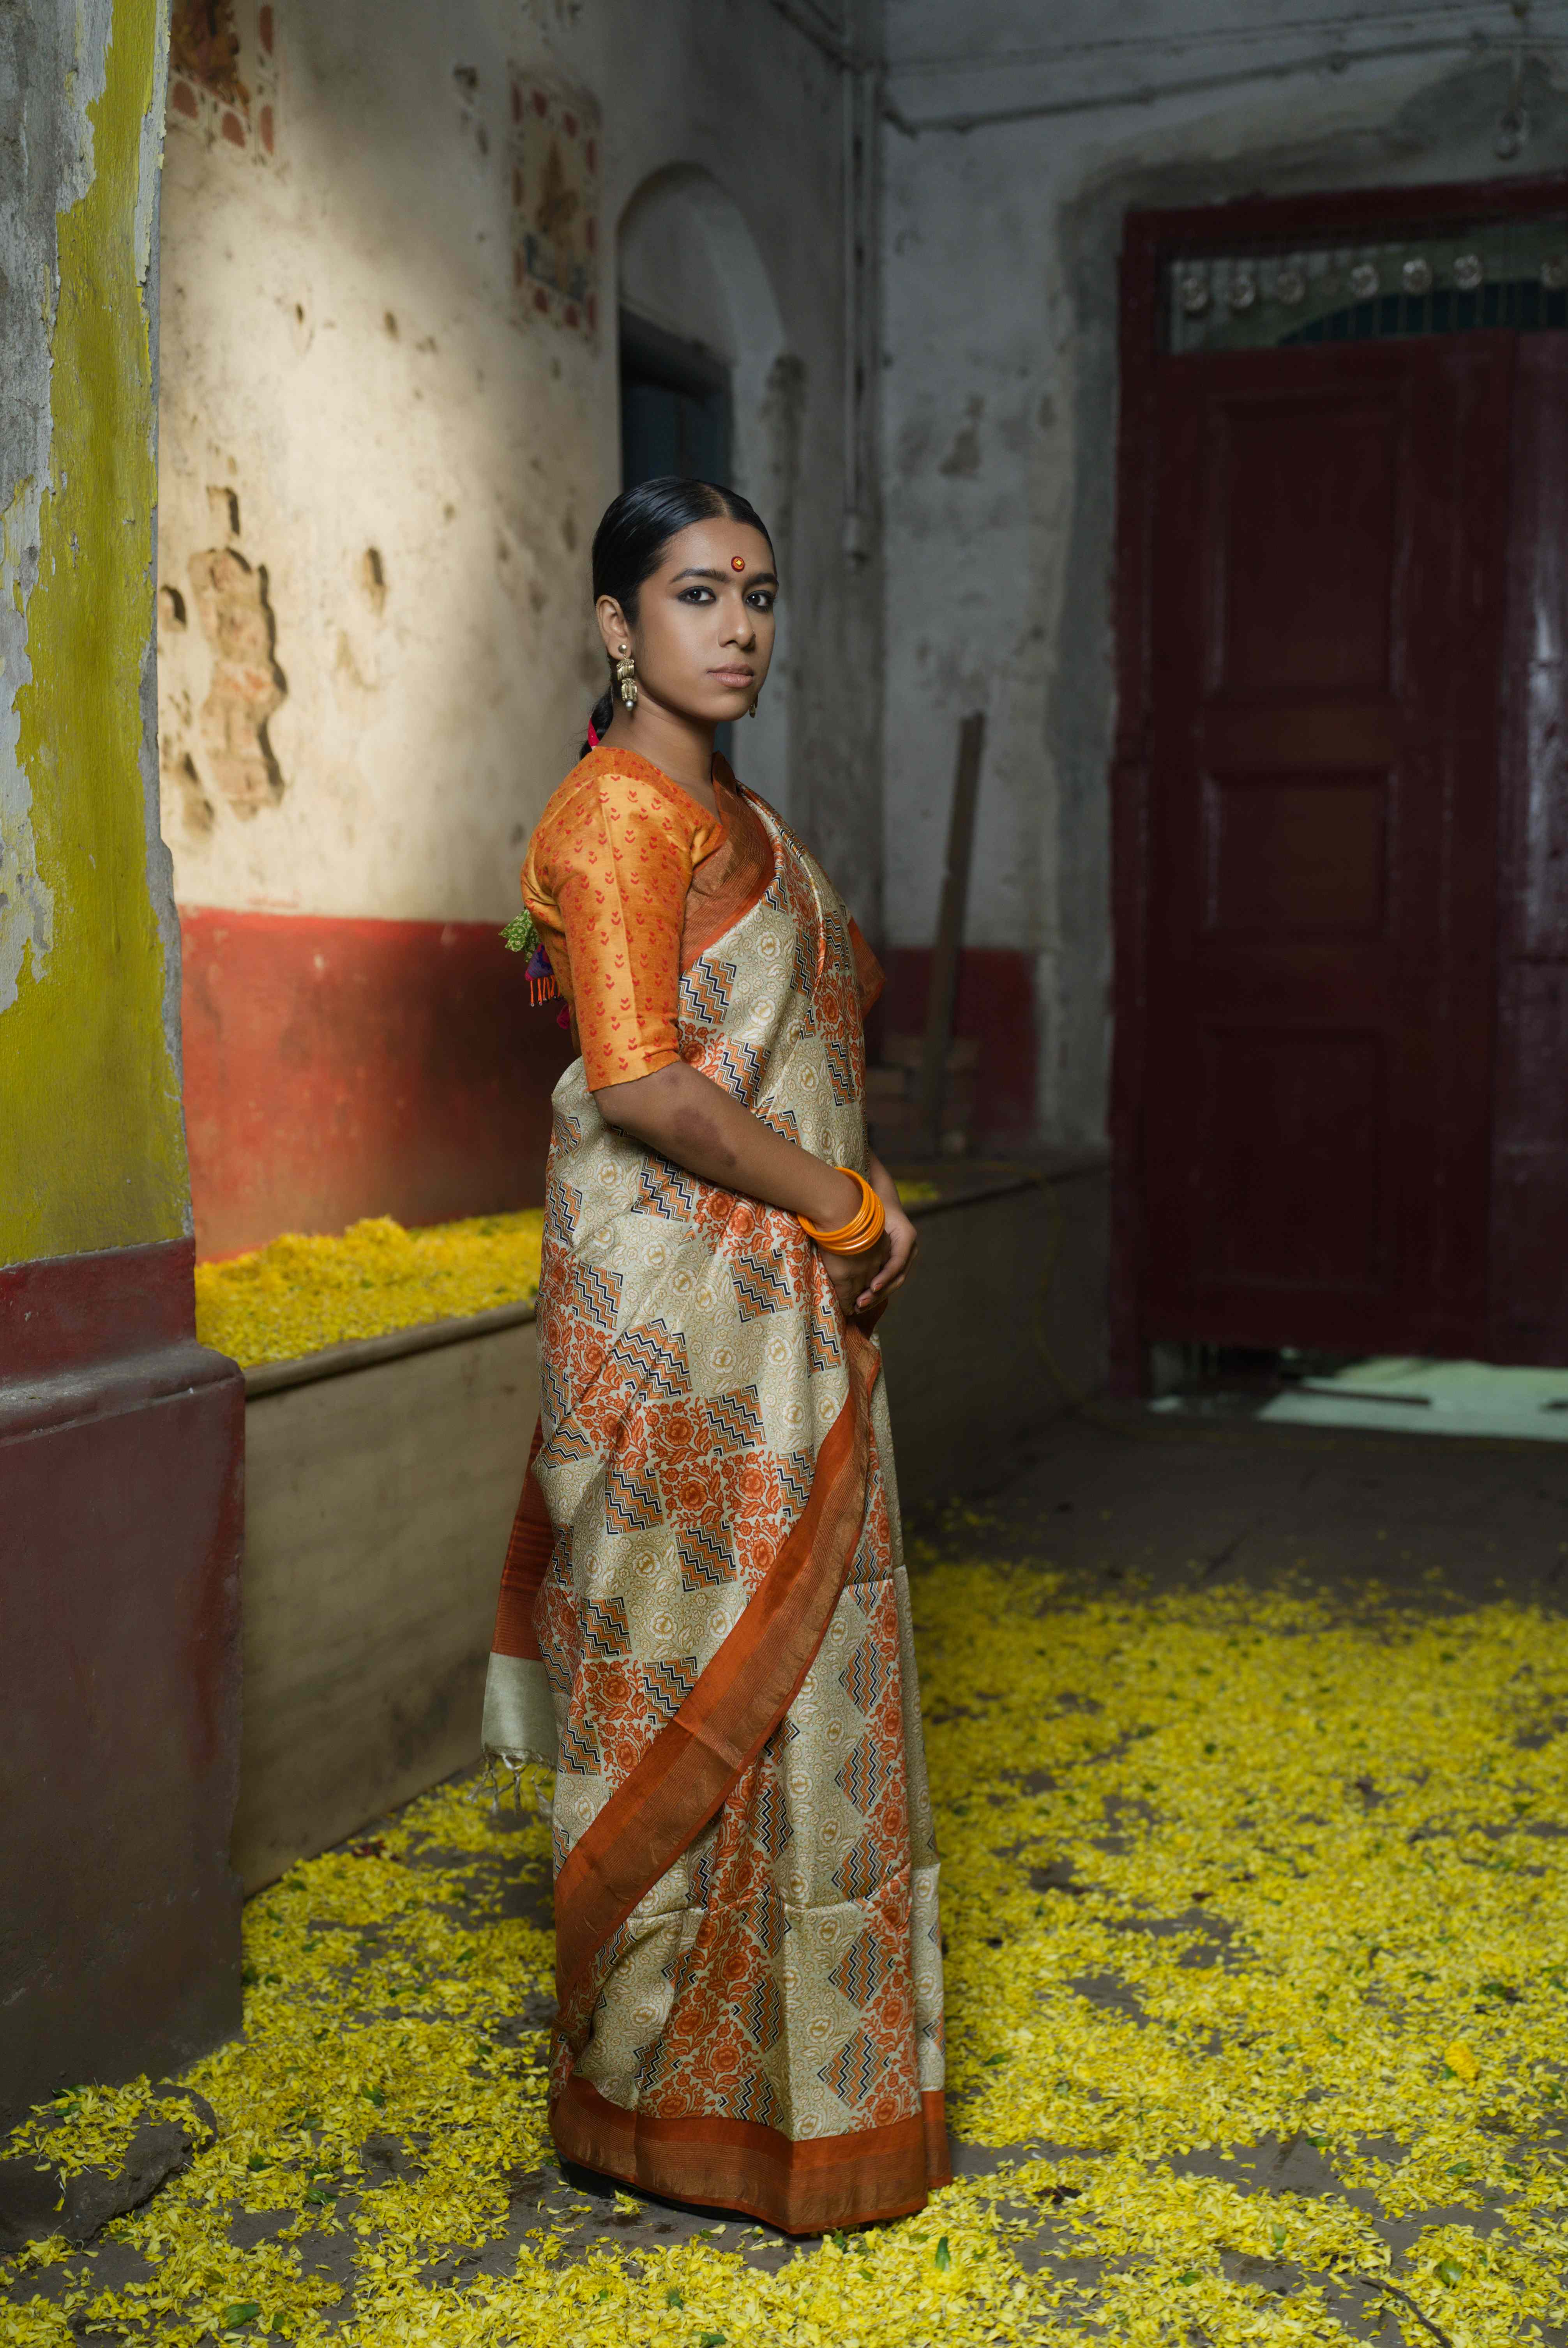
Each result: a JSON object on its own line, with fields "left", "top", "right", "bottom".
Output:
{"left": 679, "top": 587, "right": 715, "bottom": 604}
{"left": 747, "top": 592, "right": 775, "bottom": 611}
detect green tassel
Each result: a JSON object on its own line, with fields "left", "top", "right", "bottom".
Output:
{"left": 500, "top": 910, "right": 538, "bottom": 955}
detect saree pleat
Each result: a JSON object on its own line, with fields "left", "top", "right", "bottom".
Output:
{"left": 483, "top": 791, "right": 946, "bottom": 2233}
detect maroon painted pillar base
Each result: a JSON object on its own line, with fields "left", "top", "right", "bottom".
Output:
{"left": 0, "top": 1239, "right": 244, "bottom": 2129}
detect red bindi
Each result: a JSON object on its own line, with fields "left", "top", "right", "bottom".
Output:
{"left": 730, "top": 555, "right": 746, "bottom": 571}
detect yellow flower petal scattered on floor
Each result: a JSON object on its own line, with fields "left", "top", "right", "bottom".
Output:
{"left": 194, "top": 1210, "right": 544, "bottom": 1367}
{"left": 4, "top": 1562, "right": 1567, "bottom": 2344}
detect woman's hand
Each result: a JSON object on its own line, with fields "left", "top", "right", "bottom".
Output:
{"left": 818, "top": 1229, "right": 892, "bottom": 1319}
{"left": 593, "top": 1065, "right": 918, "bottom": 1325}
{"left": 855, "top": 1157, "right": 919, "bottom": 1317}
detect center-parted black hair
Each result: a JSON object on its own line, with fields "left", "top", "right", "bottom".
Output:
{"left": 583, "top": 476, "right": 775, "bottom": 753}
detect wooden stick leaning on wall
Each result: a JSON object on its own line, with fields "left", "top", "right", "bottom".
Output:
{"left": 918, "top": 711, "right": 987, "bottom": 1156}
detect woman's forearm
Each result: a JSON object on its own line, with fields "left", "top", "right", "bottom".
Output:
{"left": 594, "top": 1060, "right": 862, "bottom": 1230}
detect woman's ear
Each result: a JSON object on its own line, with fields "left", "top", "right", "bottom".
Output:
{"left": 595, "top": 594, "right": 630, "bottom": 656}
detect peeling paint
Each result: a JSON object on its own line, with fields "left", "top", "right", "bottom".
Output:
{"left": 1, "top": 0, "right": 190, "bottom": 1264}
{"left": 0, "top": 477, "right": 55, "bottom": 1009}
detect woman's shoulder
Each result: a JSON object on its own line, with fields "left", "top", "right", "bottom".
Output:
{"left": 528, "top": 747, "right": 714, "bottom": 873}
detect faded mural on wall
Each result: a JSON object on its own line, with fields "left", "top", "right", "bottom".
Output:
{"left": 168, "top": 0, "right": 280, "bottom": 161}
{"left": 509, "top": 71, "right": 599, "bottom": 337}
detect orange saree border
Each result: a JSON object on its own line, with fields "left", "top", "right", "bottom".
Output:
{"left": 553, "top": 1330, "right": 878, "bottom": 2033}
{"left": 554, "top": 2077, "right": 951, "bottom": 2237}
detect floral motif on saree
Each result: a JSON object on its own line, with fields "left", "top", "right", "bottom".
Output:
{"left": 483, "top": 790, "right": 946, "bottom": 2234}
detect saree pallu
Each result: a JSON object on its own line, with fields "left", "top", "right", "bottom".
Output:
{"left": 483, "top": 796, "right": 947, "bottom": 2232}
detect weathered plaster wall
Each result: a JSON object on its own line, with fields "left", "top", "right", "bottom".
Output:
{"left": 878, "top": 2, "right": 1568, "bottom": 1146}
{"left": 157, "top": 0, "right": 879, "bottom": 1250}
{"left": 1, "top": 0, "right": 189, "bottom": 1266}
{"left": 157, "top": 4, "right": 873, "bottom": 924}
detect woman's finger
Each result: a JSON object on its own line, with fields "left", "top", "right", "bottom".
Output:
{"left": 867, "top": 1233, "right": 918, "bottom": 1294}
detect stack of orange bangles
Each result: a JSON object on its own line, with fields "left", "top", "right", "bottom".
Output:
{"left": 797, "top": 1167, "right": 886, "bottom": 1255}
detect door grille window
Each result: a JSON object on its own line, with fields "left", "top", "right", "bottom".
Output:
{"left": 1165, "top": 219, "right": 1568, "bottom": 354}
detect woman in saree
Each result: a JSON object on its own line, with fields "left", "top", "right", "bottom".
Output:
{"left": 483, "top": 476, "right": 946, "bottom": 2235}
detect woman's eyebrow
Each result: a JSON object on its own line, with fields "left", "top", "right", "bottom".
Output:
{"left": 669, "top": 565, "right": 780, "bottom": 587}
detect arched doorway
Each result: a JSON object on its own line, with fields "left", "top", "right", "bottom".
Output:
{"left": 616, "top": 168, "right": 800, "bottom": 810}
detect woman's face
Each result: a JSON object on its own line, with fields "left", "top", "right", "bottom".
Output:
{"left": 597, "top": 517, "right": 777, "bottom": 728}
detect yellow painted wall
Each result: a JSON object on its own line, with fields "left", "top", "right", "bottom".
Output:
{"left": 0, "top": 0, "right": 189, "bottom": 1267}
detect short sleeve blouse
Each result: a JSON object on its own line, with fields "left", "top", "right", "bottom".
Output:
{"left": 521, "top": 748, "right": 726, "bottom": 1090}
{"left": 521, "top": 744, "right": 883, "bottom": 1091}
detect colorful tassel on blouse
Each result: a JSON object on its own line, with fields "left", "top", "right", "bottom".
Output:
{"left": 500, "top": 909, "right": 558, "bottom": 1005}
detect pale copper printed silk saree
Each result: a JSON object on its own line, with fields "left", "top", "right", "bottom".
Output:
{"left": 483, "top": 775, "right": 947, "bottom": 2232}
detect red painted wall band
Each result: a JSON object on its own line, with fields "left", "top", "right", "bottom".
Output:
{"left": 872, "top": 946, "right": 1037, "bottom": 1143}
{"left": 179, "top": 907, "right": 573, "bottom": 1260}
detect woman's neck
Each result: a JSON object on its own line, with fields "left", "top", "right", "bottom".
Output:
{"left": 599, "top": 702, "right": 718, "bottom": 811}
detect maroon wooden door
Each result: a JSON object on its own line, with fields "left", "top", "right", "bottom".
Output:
{"left": 1137, "top": 338, "right": 1514, "bottom": 1355}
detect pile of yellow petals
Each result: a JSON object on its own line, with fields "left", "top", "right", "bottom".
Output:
{"left": 4, "top": 1562, "right": 1566, "bottom": 2346}
{"left": 194, "top": 1212, "right": 546, "bottom": 1368}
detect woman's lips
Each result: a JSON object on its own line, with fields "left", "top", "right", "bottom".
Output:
{"left": 710, "top": 668, "right": 754, "bottom": 687}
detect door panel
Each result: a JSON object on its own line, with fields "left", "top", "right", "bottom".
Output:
{"left": 1204, "top": 773, "right": 1389, "bottom": 937}
{"left": 1140, "top": 338, "right": 1513, "bottom": 1354}
{"left": 1489, "top": 339, "right": 1568, "bottom": 1359}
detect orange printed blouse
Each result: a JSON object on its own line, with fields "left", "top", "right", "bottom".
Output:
{"left": 521, "top": 746, "right": 882, "bottom": 1091}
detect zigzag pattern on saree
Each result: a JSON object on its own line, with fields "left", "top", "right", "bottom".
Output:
{"left": 679, "top": 955, "right": 737, "bottom": 1031}
{"left": 750, "top": 1777, "right": 794, "bottom": 1864}
{"left": 677, "top": 1526, "right": 733, "bottom": 1591}
{"left": 545, "top": 1179, "right": 582, "bottom": 1249}
{"left": 818, "top": 2024, "right": 888, "bottom": 2105}
{"left": 839, "top": 1634, "right": 891, "bottom": 1714}
{"left": 579, "top": 1594, "right": 630, "bottom": 1655}
{"left": 690, "top": 1825, "right": 719, "bottom": 1907}
{"left": 604, "top": 1457, "right": 662, "bottom": 1535}
{"left": 823, "top": 1030, "right": 859, "bottom": 1106}
{"left": 847, "top": 1509, "right": 885, "bottom": 1585}
{"left": 542, "top": 1420, "right": 593, "bottom": 1467}
{"left": 731, "top": 2069, "right": 782, "bottom": 2129}
{"left": 564, "top": 1255, "right": 623, "bottom": 1330}
{"left": 749, "top": 1875, "right": 789, "bottom": 1958}
{"left": 742, "top": 1975, "right": 784, "bottom": 2054}
{"left": 634, "top": 1157, "right": 699, "bottom": 1221}
{"left": 830, "top": 1928, "right": 890, "bottom": 2010}
{"left": 836, "top": 1732, "right": 888, "bottom": 1815}
{"left": 807, "top": 1292, "right": 843, "bottom": 1374}
{"left": 643, "top": 1655, "right": 699, "bottom": 1721}
{"left": 754, "top": 1102, "right": 802, "bottom": 1147}
{"left": 833, "top": 1830, "right": 887, "bottom": 1901}
{"left": 558, "top": 1717, "right": 601, "bottom": 1777}
{"left": 792, "top": 928, "right": 817, "bottom": 999}
{"left": 779, "top": 1450, "right": 815, "bottom": 1513}
{"left": 712, "top": 1035, "right": 764, "bottom": 1107}
{"left": 705, "top": 1386, "right": 766, "bottom": 1453}
{"left": 730, "top": 1255, "right": 791, "bottom": 1322}
{"left": 616, "top": 1318, "right": 690, "bottom": 1396}
{"left": 554, "top": 1108, "right": 584, "bottom": 1148}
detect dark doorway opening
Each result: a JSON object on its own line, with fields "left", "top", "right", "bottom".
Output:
{"left": 619, "top": 310, "right": 731, "bottom": 490}
{"left": 618, "top": 311, "right": 735, "bottom": 760}
{"left": 1112, "top": 174, "right": 1568, "bottom": 1393}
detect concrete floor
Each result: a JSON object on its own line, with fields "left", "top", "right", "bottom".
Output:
{"left": 5, "top": 1406, "right": 1566, "bottom": 2340}
{"left": 929, "top": 1401, "right": 1568, "bottom": 1612}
